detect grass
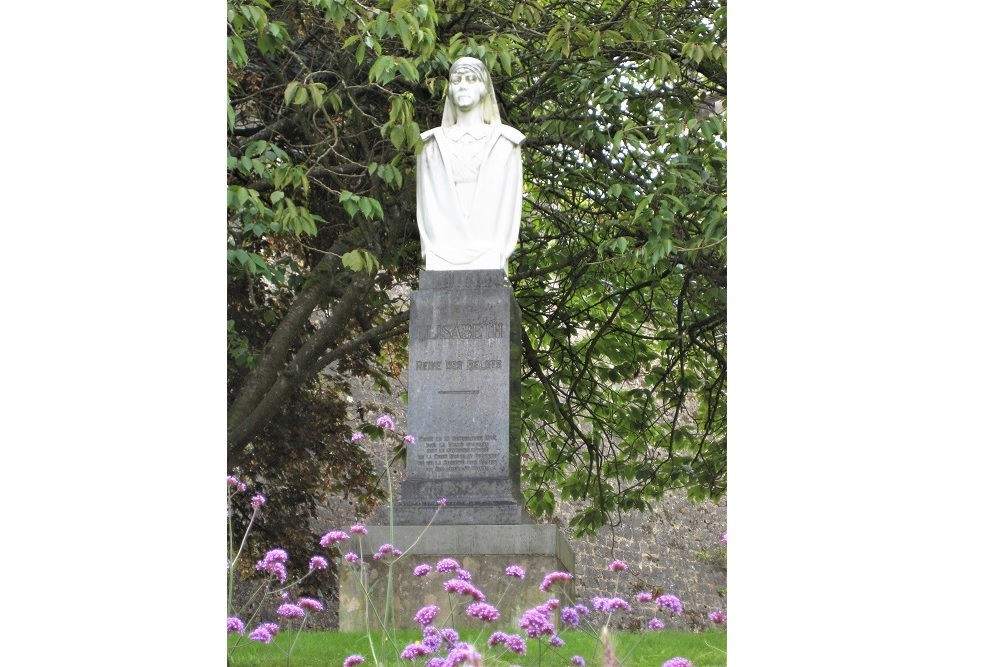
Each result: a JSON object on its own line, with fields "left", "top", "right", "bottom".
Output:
{"left": 227, "top": 628, "right": 727, "bottom": 666}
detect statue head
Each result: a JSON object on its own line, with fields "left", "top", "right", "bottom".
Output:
{"left": 441, "top": 57, "right": 502, "bottom": 127}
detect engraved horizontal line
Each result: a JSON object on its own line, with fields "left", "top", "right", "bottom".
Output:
{"left": 437, "top": 390, "right": 480, "bottom": 394}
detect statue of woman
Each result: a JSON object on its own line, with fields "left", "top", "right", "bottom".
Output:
{"left": 416, "top": 57, "right": 525, "bottom": 272}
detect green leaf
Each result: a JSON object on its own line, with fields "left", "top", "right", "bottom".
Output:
{"left": 342, "top": 249, "right": 364, "bottom": 272}
{"left": 283, "top": 81, "right": 299, "bottom": 106}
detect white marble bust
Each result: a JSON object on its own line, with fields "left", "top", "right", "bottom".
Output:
{"left": 416, "top": 57, "right": 525, "bottom": 272}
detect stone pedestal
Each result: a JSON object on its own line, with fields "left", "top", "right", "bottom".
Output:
{"left": 338, "top": 271, "right": 577, "bottom": 631}
{"left": 394, "top": 270, "right": 528, "bottom": 525}
{"left": 338, "top": 524, "right": 575, "bottom": 632}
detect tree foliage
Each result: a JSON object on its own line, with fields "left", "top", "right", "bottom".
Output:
{"left": 227, "top": 0, "right": 726, "bottom": 540}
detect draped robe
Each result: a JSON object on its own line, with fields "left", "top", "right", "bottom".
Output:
{"left": 416, "top": 124, "right": 525, "bottom": 272}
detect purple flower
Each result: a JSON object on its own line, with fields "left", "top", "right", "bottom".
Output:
{"left": 592, "top": 596, "right": 632, "bottom": 613}
{"left": 466, "top": 602, "right": 500, "bottom": 622}
{"left": 656, "top": 594, "right": 683, "bottom": 615}
{"left": 351, "top": 432, "right": 365, "bottom": 442}
{"left": 663, "top": 659, "right": 692, "bottom": 667}
{"left": 299, "top": 597, "right": 324, "bottom": 612}
{"left": 608, "top": 559, "right": 628, "bottom": 572}
{"left": 404, "top": 435, "right": 415, "bottom": 444}
{"left": 422, "top": 632, "right": 442, "bottom": 652}
{"left": 636, "top": 591, "right": 653, "bottom": 602}
{"left": 444, "top": 644, "right": 481, "bottom": 667}
{"left": 255, "top": 549, "right": 288, "bottom": 583}
{"left": 709, "top": 610, "right": 727, "bottom": 624}
{"left": 436, "top": 558, "right": 461, "bottom": 572}
{"left": 561, "top": 606, "right": 580, "bottom": 628}
{"left": 277, "top": 603, "right": 305, "bottom": 619}
{"left": 456, "top": 568, "right": 473, "bottom": 581}
{"left": 504, "top": 634, "right": 527, "bottom": 655}
{"left": 375, "top": 415, "right": 395, "bottom": 430}
{"left": 505, "top": 565, "right": 525, "bottom": 579}
{"left": 426, "top": 659, "right": 446, "bottom": 667}
{"left": 248, "top": 627, "right": 272, "bottom": 643}
{"left": 248, "top": 622, "right": 279, "bottom": 642}
{"left": 250, "top": 494, "right": 266, "bottom": 508}
{"left": 258, "top": 548, "right": 288, "bottom": 564}
{"left": 414, "top": 563, "right": 432, "bottom": 577}
{"left": 721, "top": 532, "right": 727, "bottom": 546}
{"left": 539, "top": 571, "right": 573, "bottom": 592}
{"left": 401, "top": 642, "right": 430, "bottom": 660}
{"left": 549, "top": 635, "right": 565, "bottom": 648}
{"left": 344, "top": 655, "right": 365, "bottom": 667}
{"left": 518, "top": 607, "right": 555, "bottom": 638}
{"left": 648, "top": 618, "right": 665, "bottom": 630}
{"left": 226, "top": 475, "right": 247, "bottom": 491}
{"left": 443, "top": 578, "right": 485, "bottom": 601}
{"left": 320, "top": 530, "right": 350, "bottom": 547}
{"left": 440, "top": 628, "right": 459, "bottom": 648}
{"left": 414, "top": 605, "right": 440, "bottom": 626}
{"left": 572, "top": 657, "right": 586, "bottom": 667}
{"left": 437, "top": 498, "right": 447, "bottom": 506}
{"left": 488, "top": 632, "right": 509, "bottom": 647}
{"left": 575, "top": 604, "right": 590, "bottom": 616}
{"left": 227, "top": 617, "right": 245, "bottom": 635}
{"left": 344, "top": 552, "right": 359, "bottom": 563}
{"left": 350, "top": 524, "right": 368, "bottom": 535}
{"left": 309, "top": 556, "right": 329, "bottom": 571}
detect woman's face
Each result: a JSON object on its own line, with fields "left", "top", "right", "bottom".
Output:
{"left": 448, "top": 67, "right": 485, "bottom": 111}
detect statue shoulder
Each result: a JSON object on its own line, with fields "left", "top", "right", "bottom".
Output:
{"left": 497, "top": 124, "right": 526, "bottom": 146}
{"left": 420, "top": 127, "right": 443, "bottom": 143}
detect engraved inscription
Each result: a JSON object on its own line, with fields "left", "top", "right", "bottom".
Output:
{"left": 411, "top": 435, "right": 502, "bottom": 476}
{"left": 412, "top": 359, "right": 502, "bottom": 371}
{"left": 415, "top": 321, "right": 505, "bottom": 341}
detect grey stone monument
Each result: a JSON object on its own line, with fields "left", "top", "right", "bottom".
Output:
{"left": 392, "top": 268, "right": 529, "bottom": 525}
{"left": 338, "top": 57, "right": 574, "bottom": 631}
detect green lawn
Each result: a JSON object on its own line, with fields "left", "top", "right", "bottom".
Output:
{"left": 227, "top": 628, "right": 727, "bottom": 666}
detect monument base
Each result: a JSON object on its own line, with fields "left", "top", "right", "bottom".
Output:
{"left": 338, "top": 524, "right": 575, "bottom": 631}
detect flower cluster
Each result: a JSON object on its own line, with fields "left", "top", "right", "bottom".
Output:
{"left": 435, "top": 558, "right": 460, "bottom": 572}
{"left": 504, "top": 564, "right": 525, "bottom": 579}
{"left": 709, "top": 609, "right": 727, "bottom": 624}
{"left": 592, "top": 596, "right": 632, "bottom": 613}
{"left": 608, "top": 559, "right": 628, "bottom": 572}
{"left": 277, "top": 603, "right": 305, "bottom": 619}
{"left": 247, "top": 622, "right": 279, "bottom": 643}
{"left": 372, "top": 543, "right": 402, "bottom": 560}
{"left": 414, "top": 605, "right": 440, "bottom": 627}
{"left": 227, "top": 474, "right": 330, "bottom": 662}
{"left": 465, "top": 602, "right": 500, "bottom": 622}
{"left": 539, "top": 570, "right": 573, "bottom": 592}
{"left": 442, "top": 578, "right": 485, "bottom": 601}
{"left": 487, "top": 632, "right": 527, "bottom": 655}
{"left": 518, "top": 605, "right": 556, "bottom": 639}
{"left": 255, "top": 548, "right": 288, "bottom": 583}
{"left": 319, "top": 530, "right": 350, "bottom": 547}
{"left": 663, "top": 659, "right": 693, "bottom": 667}
{"left": 656, "top": 594, "right": 684, "bottom": 615}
